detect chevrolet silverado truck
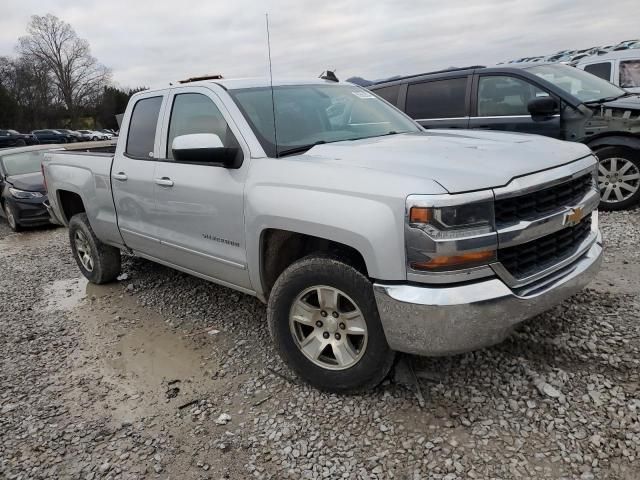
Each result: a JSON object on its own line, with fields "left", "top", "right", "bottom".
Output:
{"left": 43, "top": 76, "right": 603, "bottom": 392}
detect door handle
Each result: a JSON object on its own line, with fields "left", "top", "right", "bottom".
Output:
{"left": 154, "top": 177, "right": 174, "bottom": 187}
{"left": 113, "top": 172, "right": 128, "bottom": 181}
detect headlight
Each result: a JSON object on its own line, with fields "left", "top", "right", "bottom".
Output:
{"left": 409, "top": 201, "right": 495, "bottom": 239}
{"left": 9, "top": 187, "right": 43, "bottom": 199}
{"left": 406, "top": 194, "right": 497, "bottom": 272}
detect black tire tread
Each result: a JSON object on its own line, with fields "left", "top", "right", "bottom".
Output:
{"left": 267, "top": 254, "right": 395, "bottom": 393}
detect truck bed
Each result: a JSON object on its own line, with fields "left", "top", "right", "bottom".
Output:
{"left": 43, "top": 150, "right": 123, "bottom": 248}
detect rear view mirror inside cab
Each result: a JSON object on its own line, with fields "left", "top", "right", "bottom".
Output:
{"left": 171, "top": 133, "right": 242, "bottom": 168}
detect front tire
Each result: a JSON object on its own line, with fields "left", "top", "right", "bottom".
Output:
{"left": 268, "top": 255, "right": 395, "bottom": 393}
{"left": 68, "top": 213, "right": 121, "bottom": 284}
{"left": 595, "top": 146, "right": 640, "bottom": 210}
{"left": 4, "top": 203, "right": 22, "bottom": 232}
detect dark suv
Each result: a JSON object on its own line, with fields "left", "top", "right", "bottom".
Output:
{"left": 370, "top": 63, "right": 640, "bottom": 210}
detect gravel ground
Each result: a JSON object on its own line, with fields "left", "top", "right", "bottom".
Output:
{"left": 0, "top": 210, "right": 639, "bottom": 480}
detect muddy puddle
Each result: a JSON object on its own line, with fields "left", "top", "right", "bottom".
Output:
{"left": 43, "top": 277, "right": 89, "bottom": 311}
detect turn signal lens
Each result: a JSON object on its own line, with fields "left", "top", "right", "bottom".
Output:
{"left": 410, "top": 250, "right": 496, "bottom": 271}
{"left": 409, "top": 207, "right": 432, "bottom": 224}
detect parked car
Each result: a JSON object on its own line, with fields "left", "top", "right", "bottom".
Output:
{"left": 55, "top": 129, "right": 82, "bottom": 142}
{"left": 0, "top": 129, "right": 39, "bottom": 148}
{"left": 96, "top": 130, "right": 114, "bottom": 139}
{"left": 76, "top": 130, "right": 102, "bottom": 141}
{"left": 576, "top": 49, "right": 640, "bottom": 93}
{"left": 369, "top": 63, "right": 640, "bottom": 210}
{"left": 43, "top": 76, "right": 602, "bottom": 392}
{"left": 0, "top": 145, "right": 54, "bottom": 231}
{"left": 32, "top": 129, "right": 74, "bottom": 144}
{"left": 97, "top": 129, "right": 115, "bottom": 138}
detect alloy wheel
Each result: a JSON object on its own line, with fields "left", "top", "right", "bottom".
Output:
{"left": 74, "top": 230, "right": 94, "bottom": 272}
{"left": 598, "top": 157, "right": 640, "bottom": 204}
{"left": 289, "top": 285, "right": 368, "bottom": 370}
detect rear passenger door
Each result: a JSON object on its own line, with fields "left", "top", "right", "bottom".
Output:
{"left": 151, "top": 86, "right": 252, "bottom": 291}
{"left": 404, "top": 76, "right": 470, "bottom": 129}
{"left": 469, "top": 74, "right": 562, "bottom": 138}
{"left": 112, "top": 92, "right": 168, "bottom": 257}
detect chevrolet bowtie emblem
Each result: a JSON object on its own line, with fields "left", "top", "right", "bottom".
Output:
{"left": 564, "top": 207, "right": 584, "bottom": 226}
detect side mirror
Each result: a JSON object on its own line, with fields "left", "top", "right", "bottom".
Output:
{"left": 527, "top": 97, "right": 559, "bottom": 119}
{"left": 171, "top": 133, "right": 242, "bottom": 168}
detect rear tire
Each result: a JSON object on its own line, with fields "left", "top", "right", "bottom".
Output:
{"left": 595, "top": 146, "right": 640, "bottom": 210}
{"left": 15, "top": 139, "right": 26, "bottom": 147}
{"left": 68, "top": 213, "right": 121, "bottom": 284}
{"left": 268, "top": 255, "right": 395, "bottom": 393}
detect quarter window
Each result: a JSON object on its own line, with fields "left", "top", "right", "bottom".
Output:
{"left": 477, "top": 76, "right": 549, "bottom": 117}
{"left": 583, "top": 62, "right": 612, "bottom": 81}
{"left": 166, "top": 93, "right": 240, "bottom": 160}
{"left": 126, "top": 96, "right": 162, "bottom": 158}
{"left": 373, "top": 85, "right": 401, "bottom": 105}
{"left": 620, "top": 60, "right": 640, "bottom": 88}
{"left": 406, "top": 78, "right": 467, "bottom": 119}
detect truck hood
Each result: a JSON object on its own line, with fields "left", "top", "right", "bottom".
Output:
{"left": 6, "top": 172, "right": 45, "bottom": 193}
{"left": 298, "top": 131, "right": 592, "bottom": 193}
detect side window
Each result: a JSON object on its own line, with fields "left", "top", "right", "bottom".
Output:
{"left": 584, "top": 62, "right": 612, "bottom": 81}
{"left": 166, "top": 93, "right": 240, "bottom": 160}
{"left": 620, "top": 60, "right": 640, "bottom": 88}
{"left": 126, "top": 96, "right": 162, "bottom": 158}
{"left": 406, "top": 78, "right": 467, "bottom": 119}
{"left": 373, "top": 85, "right": 401, "bottom": 106}
{"left": 477, "top": 76, "right": 549, "bottom": 117}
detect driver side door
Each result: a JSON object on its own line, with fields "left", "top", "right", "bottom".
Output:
{"left": 469, "top": 74, "right": 562, "bottom": 138}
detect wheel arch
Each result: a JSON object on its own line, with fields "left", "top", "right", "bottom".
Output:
{"left": 57, "top": 189, "right": 86, "bottom": 224}
{"left": 259, "top": 228, "right": 371, "bottom": 300}
{"left": 587, "top": 134, "right": 640, "bottom": 152}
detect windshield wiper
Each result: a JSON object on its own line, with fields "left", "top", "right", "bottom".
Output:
{"left": 278, "top": 141, "right": 326, "bottom": 157}
{"left": 584, "top": 93, "right": 627, "bottom": 104}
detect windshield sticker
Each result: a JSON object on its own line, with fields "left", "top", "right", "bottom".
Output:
{"left": 352, "top": 91, "right": 375, "bottom": 99}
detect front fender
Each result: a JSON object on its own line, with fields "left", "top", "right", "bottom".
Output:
{"left": 245, "top": 186, "right": 407, "bottom": 296}
{"left": 587, "top": 134, "right": 640, "bottom": 152}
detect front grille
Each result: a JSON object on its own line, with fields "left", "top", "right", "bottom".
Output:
{"left": 495, "top": 173, "right": 593, "bottom": 225}
{"left": 498, "top": 215, "right": 592, "bottom": 279}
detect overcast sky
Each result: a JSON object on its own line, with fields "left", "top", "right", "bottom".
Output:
{"left": 1, "top": 0, "right": 639, "bottom": 88}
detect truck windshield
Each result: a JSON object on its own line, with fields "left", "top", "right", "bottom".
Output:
{"left": 0, "top": 151, "right": 47, "bottom": 176}
{"left": 228, "top": 84, "right": 419, "bottom": 157}
{"left": 526, "top": 64, "right": 626, "bottom": 103}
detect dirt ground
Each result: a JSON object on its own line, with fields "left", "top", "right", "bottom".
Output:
{"left": 1, "top": 210, "right": 639, "bottom": 480}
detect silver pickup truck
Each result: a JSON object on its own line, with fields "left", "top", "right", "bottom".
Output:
{"left": 43, "top": 76, "right": 603, "bottom": 392}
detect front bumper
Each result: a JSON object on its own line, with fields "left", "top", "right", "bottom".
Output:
{"left": 373, "top": 240, "right": 603, "bottom": 356}
{"left": 8, "top": 197, "right": 51, "bottom": 226}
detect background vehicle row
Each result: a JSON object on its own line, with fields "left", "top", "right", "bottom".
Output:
{"left": 370, "top": 63, "right": 640, "bottom": 210}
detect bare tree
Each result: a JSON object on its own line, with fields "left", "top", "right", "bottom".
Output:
{"left": 17, "top": 14, "right": 110, "bottom": 121}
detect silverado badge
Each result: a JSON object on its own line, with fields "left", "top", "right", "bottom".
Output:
{"left": 564, "top": 207, "right": 584, "bottom": 227}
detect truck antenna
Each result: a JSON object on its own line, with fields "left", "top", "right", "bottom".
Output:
{"left": 266, "top": 13, "right": 278, "bottom": 156}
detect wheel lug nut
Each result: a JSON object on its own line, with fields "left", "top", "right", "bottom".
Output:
{"left": 335, "top": 333, "right": 341, "bottom": 340}
{"left": 316, "top": 320, "right": 323, "bottom": 327}
{"left": 323, "top": 332, "right": 330, "bottom": 339}
{"left": 320, "top": 311, "right": 327, "bottom": 317}
{"left": 332, "top": 311, "right": 339, "bottom": 318}
{"left": 339, "top": 323, "right": 346, "bottom": 330}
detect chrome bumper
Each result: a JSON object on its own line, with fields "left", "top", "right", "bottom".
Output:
{"left": 373, "top": 240, "right": 603, "bottom": 356}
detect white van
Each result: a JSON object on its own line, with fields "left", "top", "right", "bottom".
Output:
{"left": 576, "top": 49, "right": 640, "bottom": 93}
